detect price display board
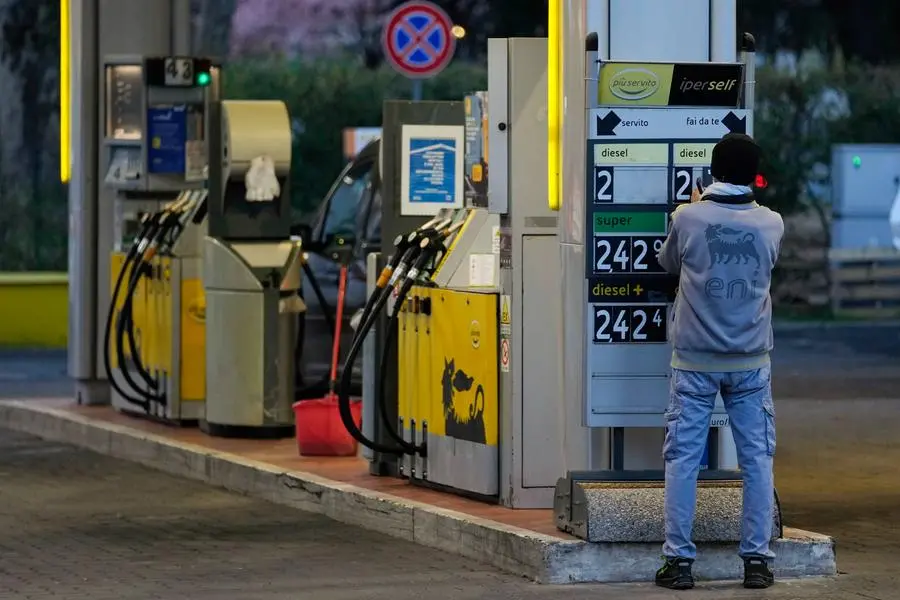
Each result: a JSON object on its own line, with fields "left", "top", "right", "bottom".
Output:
{"left": 593, "top": 304, "right": 668, "bottom": 344}
{"left": 582, "top": 84, "right": 752, "bottom": 427}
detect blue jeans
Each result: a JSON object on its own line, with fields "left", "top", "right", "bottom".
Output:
{"left": 662, "top": 366, "right": 776, "bottom": 560}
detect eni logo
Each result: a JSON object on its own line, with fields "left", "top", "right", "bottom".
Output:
{"left": 187, "top": 299, "right": 206, "bottom": 323}
{"left": 608, "top": 68, "right": 660, "bottom": 101}
{"left": 469, "top": 320, "right": 481, "bottom": 349}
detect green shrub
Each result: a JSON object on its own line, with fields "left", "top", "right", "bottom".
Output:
{"left": 223, "top": 57, "right": 487, "bottom": 216}
{"left": 755, "top": 62, "right": 900, "bottom": 217}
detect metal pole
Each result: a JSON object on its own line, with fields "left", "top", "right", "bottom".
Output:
{"left": 412, "top": 79, "right": 423, "bottom": 101}
{"left": 170, "top": 0, "right": 192, "bottom": 55}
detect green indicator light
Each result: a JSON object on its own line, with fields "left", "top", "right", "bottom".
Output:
{"left": 852, "top": 155, "right": 862, "bottom": 168}
{"left": 196, "top": 72, "right": 211, "bottom": 87}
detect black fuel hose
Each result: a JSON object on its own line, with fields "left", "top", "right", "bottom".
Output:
{"left": 103, "top": 217, "right": 161, "bottom": 411}
{"left": 334, "top": 223, "right": 450, "bottom": 455}
{"left": 350, "top": 227, "right": 441, "bottom": 344}
{"left": 375, "top": 243, "right": 443, "bottom": 455}
{"left": 119, "top": 266, "right": 160, "bottom": 395}
{"left": 349, "top": 233, "right": 411, "bottom": 346}
{"left": 336, "top": 244, "right": 426, "bottom": 455}
{"left": 115, "top": 215, "right": 182, "bottom": 405}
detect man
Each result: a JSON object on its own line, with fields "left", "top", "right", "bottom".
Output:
{"left": 654, "top": 133, "right": 784, "bottom": 590}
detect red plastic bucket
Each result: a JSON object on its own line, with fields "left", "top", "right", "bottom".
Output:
{"left": 293, "top": 395, "right": 362, "bottom": 457}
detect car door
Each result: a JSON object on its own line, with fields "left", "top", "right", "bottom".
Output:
{"left": 298, "top": 155, "right": 376, "bottom": 393}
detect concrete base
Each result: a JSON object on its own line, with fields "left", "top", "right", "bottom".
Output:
{"left": 73, "top": 379, "right": 110, "bottom": 406}
{"left": 0, "top": 399, "right": 837, "bottom": 584}
{"left": 557, "top": 477, "right": 781, "bottom": 543}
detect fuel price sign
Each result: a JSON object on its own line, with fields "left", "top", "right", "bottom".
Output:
{"left": 592, "top": 304, "right": 668, "bottom": 344}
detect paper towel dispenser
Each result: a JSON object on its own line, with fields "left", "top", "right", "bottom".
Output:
{"left": 208, "top": 100, "right": 293, "bottom": 241}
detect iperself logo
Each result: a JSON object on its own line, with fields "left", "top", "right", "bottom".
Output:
{"left": 678, "top": 76, "right": 739, "bottom": 94}
{"left": 668, "top": 64, "right": 744, "bottom": 107}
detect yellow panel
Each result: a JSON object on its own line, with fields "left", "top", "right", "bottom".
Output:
{"left": 397, "top": 295, "right": 413, "bottom": 429}
{"left": 415, "top": 288, "right": 433, "bottom": 440}
{"left": 0, "top": 273, "right": 67, "bottom": 348}
{"left": 158, "top": 257, "right": 171, "bottom": 380}
{"left": 427, "top": 288, "right": 499, "bottom": 447}
{"left": 130, "top": 257, "right": 144, "bottom": 368}
{"left": 406, "top": 291, "right": 422, "bottom": 440}
{"left": 161, "top": 259, "right": 172, "bottom": 376}
{"left": 180, "top": 277, "right": 206, "bottom": 402}
{"left": 108, "top": 253, "right": 127, "bottom": 369}
{"left": 139, "top": 258, "right": 152, "bottom": 377}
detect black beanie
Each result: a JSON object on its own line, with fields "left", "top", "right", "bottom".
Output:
{"left": 710, "top": 133, "right": 760, "bottom": 186}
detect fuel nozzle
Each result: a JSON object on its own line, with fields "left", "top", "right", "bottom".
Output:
{"left": 376, "top": 217, "right": 450, "bottom": 290}
{"left": 394, "top": 220, "right": 465, "bottom": 301}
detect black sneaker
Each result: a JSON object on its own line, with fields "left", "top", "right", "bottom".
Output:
{"left": 655, "top": 557, "right": 695, "bottom": 590}
{"left": 743, "top": 556, "right": 774, "bottom": 589}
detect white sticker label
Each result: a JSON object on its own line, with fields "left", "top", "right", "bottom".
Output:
{"left": 491, "top": 225, "right": 501, "bottom": 255}
{"left": 500, "top": 338, "right": 510, "bottom": 372}
{"left": 468, "top": 254, "right": 495, "bottom": 287}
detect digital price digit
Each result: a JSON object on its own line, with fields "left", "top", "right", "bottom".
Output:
{"left": 594, "top": 306, "right": 630, "bottom": 342}
{"left": 593, "top": 305, "right": 668, "bottom": 344}
{"left": 594, "top": 167, "right": 614, "bottom": 203}
{"left": 631, "top": 306, "right": 664, "bottom": 341}
{"left": 631, "top": 236, "right": 666, "bottom": 272}
{"left": 593, "top": 236, "right": 667, "bottom": 273}
{"left": 673, "top": 168, "right": 692, "bottom": 203}
{"left": 594, "top": 237, "right": 630, "bottom": 272}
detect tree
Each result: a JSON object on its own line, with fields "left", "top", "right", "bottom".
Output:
{"left": 0, "top": 0, "right": 66, "bottom": 270}
{"left": 193, "top": 0, "right": 238, "bottom": 57}
{"left": 1, "top": 0, "right": 59, "bottom": 195}
{"left": 737, "top": 0, "right": 900, "bottom": 66}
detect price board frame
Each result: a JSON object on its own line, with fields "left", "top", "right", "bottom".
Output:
{"left": 580, "top": 79, "right": 753, "bottom": 429}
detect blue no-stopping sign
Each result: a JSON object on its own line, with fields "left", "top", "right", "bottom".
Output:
{"left": 382, "top": 0, "right": 456, "bottom": 79}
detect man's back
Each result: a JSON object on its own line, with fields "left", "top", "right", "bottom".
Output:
{"left": 658, "top": 197, "right": 784, "bottom": 372}
{"left": 654, "top": 134, "right": 783, "bottom": 591}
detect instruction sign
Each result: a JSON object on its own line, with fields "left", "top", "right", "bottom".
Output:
{"left": 147, "top": 105, "right": 187, "bottom": 174}
{"left": 400, "top": 124, "right": 465, "bottom": 216}
{"left": 591, "top": 108, "right": 750, "bottom": 139}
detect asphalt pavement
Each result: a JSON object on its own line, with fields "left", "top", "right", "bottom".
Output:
{"left": 0, "top": 322, "right": 897, "bottom": 599}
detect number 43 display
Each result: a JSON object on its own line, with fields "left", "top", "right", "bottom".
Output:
{"left": 164, "top": 58, "right": 193, "bottom": 86}
{"left": 593, "top": 304, "right": 667, "bottom": 344}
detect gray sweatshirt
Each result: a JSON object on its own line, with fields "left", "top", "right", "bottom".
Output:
{"left": 656, "top": 187, "right": 784, "bottom": 372}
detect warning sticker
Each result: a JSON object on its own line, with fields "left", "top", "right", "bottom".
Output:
{"left": 500, "top": 295, "right": 511, "bottom": 325}
{"left": 500, "top": 338, "right": 510, "bottom": 372}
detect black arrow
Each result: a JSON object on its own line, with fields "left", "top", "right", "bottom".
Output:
{"left": 722, "top": 111, "right": 746, "bottom": 134}
{"left": 595, "top": 111, "right": 621, "bottom": 136}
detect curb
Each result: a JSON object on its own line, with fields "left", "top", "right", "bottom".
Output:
{"left": 0, "top": 400, "right": 837, "bottom": 584}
